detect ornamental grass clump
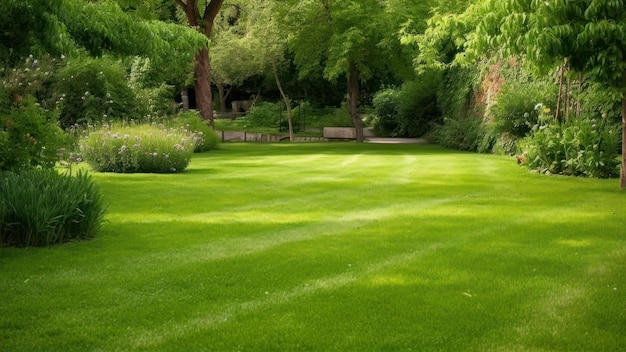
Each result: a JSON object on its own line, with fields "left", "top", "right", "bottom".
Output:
{"left": 0, "top": 169, "right": 106, "bottom": 247}
{"left": 80, "top": 124, "right": 195, "bottom": 173}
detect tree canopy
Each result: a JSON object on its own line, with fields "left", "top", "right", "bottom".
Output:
{"left": 0, "top": 0, "right": 207, "bottom": 68}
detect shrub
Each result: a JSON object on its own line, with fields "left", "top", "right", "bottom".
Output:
{"left": 170, "top": 111, "right": 220, "bottom": 152}
{"left": 244, "top": 101, "right": 282, "bottom": 129}
{"left": 0, "top": 169, "right": 107, "bottom": 247}
{"left": 491, "top": 80, "right": 556, "bottom": 138}
{"left": 1, "top": 54, "right": 60, "bottom": 106}
{"left": 437, "top": 64, "right": 483, "bottom": 121}
{"left": 129, "top": 57, "right": 180, "bottom": 118}
{"left": 395, "top": 75, "right": 442, "bottom": 137}
{"left": 433, "top": 117, "right": 493, "bottom": 152}
{"left": 312, "top": 103, "right": 353, "bottom": 128}
{"left": 80, "top": 123, "right": 195, "bottom": 173}
{"left": 372, "top": 72, "right": 441, "bottom": 138}
{"left": 520, "top": 114, "right": 621, "bottom": 178}
{"left": 0, "top": 95, "right": 65, "bottom": 172}
{"left": 371, "top": 88, "right": 400, "bottom": 136}
{"left": 53, "top": 56, "right": 139, "bottom": 128}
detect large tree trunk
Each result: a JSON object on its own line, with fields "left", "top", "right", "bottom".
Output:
{"left": 194, "top": 48, "right": 214, "bottom": 126}
{"left": 619, "top": 91, "right": 626, "bottom": 190}
{"left": 273, "top": 61, "right": 294, "bottom": 142}
{"left": 216, "top": 82, "right": 226, "bottom": 113}
{"left": 347, "top": 62, "right": 364, "bottom": 142}
{"left": 175, "top": 0, "right": 224, "bottom": 128}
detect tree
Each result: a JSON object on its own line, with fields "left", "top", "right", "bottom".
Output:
{"left": 209, "top": 2, "right": 266, "bottom": 114}
{"left": 464, "top": 0, "right": 626, "bottom": 189}
{"left": 247, "top": 1, "right": 296, "bottom": 141}
{"left": 210, "top": 1, "right": 307, "bottom": 141}
{"left": 174, "top": 0, "right": 225, "bottom": 127}
{"left": 279, "top": 0, "right": 420, "bottom": 142}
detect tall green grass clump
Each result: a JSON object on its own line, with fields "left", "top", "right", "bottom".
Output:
{"left": 0, "top": 169, "right": 106, "bottom": 247}
{"left": 80, "top": 123, "right": 196, "bottom": 173}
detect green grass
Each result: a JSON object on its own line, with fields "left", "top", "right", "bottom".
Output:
{"left": 1, "top": 142, "right": 625, "bottom": 351}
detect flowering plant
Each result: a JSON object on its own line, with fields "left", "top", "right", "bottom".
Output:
{"left": 80, "top": 123, "right": 195, "bottom": 173}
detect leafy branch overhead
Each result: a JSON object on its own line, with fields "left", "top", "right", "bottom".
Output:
{"left": 0, "top": 0, "right": 208, "bottom": 68}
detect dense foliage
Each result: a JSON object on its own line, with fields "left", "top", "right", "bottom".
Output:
{"left": 53, "top": 56, "right": 140, "bottom": 128}
{"left": 521, "top": 115, "right": 621, "bottom": 178}
{"left": 80, "top": 123, "right": 197, "bottom": 173}
{"left": 0, "top": 94, "right": 65, "bottom": 172}
{"left": 371, "top": 71, "right": 441, "bottom": 137}
{"left": 171, "top": 111, "right": 221, "bottom": 153}
{"left": 0, "top": 169, "right": 106, "bottom": 247}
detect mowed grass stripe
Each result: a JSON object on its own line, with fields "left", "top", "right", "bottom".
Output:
{"left": 127, "top": 217, "right": 510, "bottom": 350}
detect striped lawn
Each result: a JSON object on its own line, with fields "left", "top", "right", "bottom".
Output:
{"left": 1, "top": 142, "right": 625, "bottom": 351}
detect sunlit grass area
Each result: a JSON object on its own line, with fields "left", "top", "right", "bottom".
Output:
{"left": 1, "top": 142, "right": 625, "bottom": 351}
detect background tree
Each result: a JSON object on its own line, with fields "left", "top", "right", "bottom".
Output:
{"left": 279, "top": 0, "right": 420, "bottom": 142}
{"left": 174, "top": 0, "right": 225, "bottom": 127}
{"left": 210, "top": 2, "right": 265, "bottom": 114}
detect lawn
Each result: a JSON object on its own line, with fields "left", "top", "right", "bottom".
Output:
{"left": 1, "top": 142, "right": 625, "bottom": 351}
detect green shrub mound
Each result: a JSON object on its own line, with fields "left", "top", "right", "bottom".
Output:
{"left": 0, "top": 169, "right": 107, "bottom": 247}
{"left": 371, "top": 74, "right": 441, "bottom": 138}
{"left": 80, "top": 124, "right": 196, "bottom": 173}
{"left": 521, "top": 116, "right": 621, "bottom": 178}
{"left": 0, "top": 95, "right": 65, "bottom": 172}
{"left": 52, "top": 56, "right": 139, "bottom": 128}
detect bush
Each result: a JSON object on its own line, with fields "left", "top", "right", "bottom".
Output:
{"left": 80, "top": 123, "right": 195, "bottom": 173}
{"left": 433, "top": 117, "right": 494, "bottom": 152}
{"left": 491, "top": 80, "right": 556, "bottom": 138}
{"left": 372, "top": 72, "right": 441, "bottom": 138}
{"left": 129, "top": 57, "right": 180, "bottom": 118}
{"left": 0, "top": 95, "right": 65, "bottom": 172}
{"left": 311, "top": 103, "right": 353, "bottom": 128}
{"left": 1, "top": 54, "right": 60, "bottom": 107}
{"left": 170, "top": 111, "right": 220, "bottom": 152}
{"left": 244, "top": 101, "right": 282, "bottom": 129}
{"left": 396, "top": 75, "right": 441, "bottom": 137}
{"left": 521, "top": 114, "right": 621, "bottom": 178}
{"left": 53, "top": 56, "right": 139, "bottom": 128}
{"left": 437, "top": 64, "right": 483, "bottom": 121}
{"left": 371, "top": 88, "right": 401, "bottom": 136}
{"left": 0, "top": 169, "right": 107, "bottom": 247}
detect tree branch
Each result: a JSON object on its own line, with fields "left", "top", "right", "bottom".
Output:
{"left": 174, "top": 0, "right": 187, "bottom": 9}
{"left": 202, "top": 0, "right": 225, "bottom": 30}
